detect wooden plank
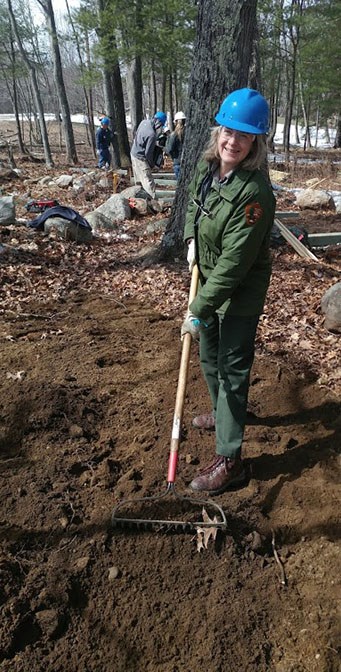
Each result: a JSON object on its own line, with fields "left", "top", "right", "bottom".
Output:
{"left": 274, "top": 218, "right": 319, "bottom": 261}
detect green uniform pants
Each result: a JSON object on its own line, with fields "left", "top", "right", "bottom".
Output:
{"left": 199, "top": 313, "right": 260, "bottom": 459}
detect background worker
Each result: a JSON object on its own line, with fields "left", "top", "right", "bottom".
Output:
{"left": 166, "top": 111, "right": 186, "bottom": 180}
{"left": 130, "top": 111, "right": 167, "bottom": 198}
{"left": 181, "top": 88, "right": 276, "bottom": 495}
{"left": 96, "top": 116, "right": 113, "bottom": 169}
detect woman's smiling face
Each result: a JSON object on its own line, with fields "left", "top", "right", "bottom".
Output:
{"left": 218, "top": 126, "right": 256, "bottom": 171}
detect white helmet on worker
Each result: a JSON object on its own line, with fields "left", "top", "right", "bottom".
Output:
{"left": 174, "top": 111, "right": 186, "bottom": 122}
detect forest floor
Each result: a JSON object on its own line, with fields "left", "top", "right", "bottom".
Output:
{"left": 0, "top": 123, "right": 340, "bottom": 672}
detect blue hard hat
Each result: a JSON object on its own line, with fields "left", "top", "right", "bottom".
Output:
{"left": 215, "top": 88, "right": 269, "bottom": 134}
{"left": 154, "top": 111, "right": 167, "bottom": 127}
{"left": 101, "top": 117, "right": 110, "bottom": 125}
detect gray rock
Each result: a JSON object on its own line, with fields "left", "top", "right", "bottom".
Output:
{"left": 85, "top": 210, "right": 118, "bottom": 232}
{"left": 96, "top": 193, "right": 131, "bottom": 222}
{"left": 120, "top": 185, "right": 150, "bottom": 200}
{"left": 38, "top": 176, "right": 52, "bottom": 185}
{"left": 35, "top": 609, "right": 61, "bottom": 638}
{"left": 145, "top": 218, "right": 169, "bottom": 234}
{"left": 108, "top": 566, "right": 120, "bottom": 581}
{"left": 55, "top": 174, "right": 74, "bottom": 188}
{"left": 332, "top": 194, "right": 341, "bottom": 214}
{"left": 321, "top": 281, "right": 341, "bottom": 333}
{"left": 72, "top": 177, "right": 87, "bottom": 192}
{"left": 44, "top": 217, "right": 93, "bottom": 242}
{"left": 0, "top": 195, "right": 15, "bottom": 225}
{"left": 295, "top": 189, "right": 335, "bottom": 210}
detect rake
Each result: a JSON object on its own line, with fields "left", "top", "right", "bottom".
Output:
{"left": 111, "top": 265, "right": 227, "bottom": 533}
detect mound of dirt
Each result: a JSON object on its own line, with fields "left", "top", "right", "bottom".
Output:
{"left": 0, "top": 287, "right": 340, "bottom": 672}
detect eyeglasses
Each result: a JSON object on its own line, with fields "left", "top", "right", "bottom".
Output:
{"left": 220, "top": 128, "right": 256, "bottom": 143}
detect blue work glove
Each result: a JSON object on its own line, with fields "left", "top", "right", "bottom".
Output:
{"left": 181, "top": 311, "right": 207, "bottom": 340}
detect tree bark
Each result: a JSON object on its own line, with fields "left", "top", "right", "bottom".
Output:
{"left": 37, "top": 0, "right": 78, "bottom": 164}
{"left": 126, "top": 56, "right": 143, "bottom": 134}
{"left": 333, "top": 115, "right": 341, "bottom": 149}
{"left": 160, "top": 0, "right": 258, "bottom": 259}
{"left": 112, "top": 59, "right": 132, "bottom": 167}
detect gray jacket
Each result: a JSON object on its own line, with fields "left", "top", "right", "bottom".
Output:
{"left": 131, "top": 119, "right": 157, "bottom": 167}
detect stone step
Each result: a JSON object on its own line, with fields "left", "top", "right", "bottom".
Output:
{"left": 308, "top": 232, "right": 341, "bottom": 247}
{"left": 154, "top": 179, "right": 177, "bottom": 187}
{"left": 275, "top": 211, "right": 300, "bottom": 219}
{"left": 152, "top": 173, "right": 175, "bottom": 179}
{"left": 155, "top": 190, "right": 176, "bottom": 199}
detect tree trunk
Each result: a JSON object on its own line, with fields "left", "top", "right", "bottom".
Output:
{"left": 65, "top": 0, "right": 96, "bottom": 154}
{"left": 7, "top": 0, "right": 53, "bottom": 167}
{"left": 126, "top": 57, "right": 143, "bottom": 134}
{"left": 8, "top": 34, "right": 26, "bottom": 154}
{"left": 37, "top": 0, "right": 78, "bottom": 164}
{"left": 160, "top": 0, "right": 258, "bottom": 259}
{"left": 334, "top": 115, "right": 341, "bottom": 148}
{"left": 314, "top": 107, "right": 319, "bottom": 149}
{"left": 112, "top": 59, "right": 132, "bottom": 167}
{"left": 102, "top": 71, "right": 121, "bottom": 168}
{"left": 150, "top": 60, "right": 157, "bottom": 114}
{"left": 96, "top": 0, "right": 121, "bottom": 167}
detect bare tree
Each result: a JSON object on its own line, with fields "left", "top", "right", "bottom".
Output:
{"left": 7, "top": 0, "right": 54, "bottom": 166}
{"left": 36, "top": 0, "right": 78, "bottom": 164}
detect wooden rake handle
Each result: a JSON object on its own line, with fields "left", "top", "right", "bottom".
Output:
{"left": 167, "top": 265, "right": 199, "bottom": 483}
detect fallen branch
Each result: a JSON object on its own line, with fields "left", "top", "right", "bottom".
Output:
{"left": 271, "top": 529, "right": 287, "bottom": 587}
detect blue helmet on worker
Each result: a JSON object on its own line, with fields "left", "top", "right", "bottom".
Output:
{"left": 215, "top": 88, "right": 269, "bottom": 135}
{"left": 154, "top": 111, "right": 167, "bottom": 128}
{"left": 101, "top": 116, "right": 110, "bottom": 126}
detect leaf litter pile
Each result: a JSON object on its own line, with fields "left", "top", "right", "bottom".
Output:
{"left": 0, "top": 217, "right": 340, "bottom": 395}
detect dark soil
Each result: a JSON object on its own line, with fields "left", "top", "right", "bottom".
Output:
{"left": 0, "top": 124, "right": 340, "bottom": 672}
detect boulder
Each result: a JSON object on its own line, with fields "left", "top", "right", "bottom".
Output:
{"left": 321, "top": 282, "right": 341, "bottom": 333}
{"left": 145, "top": 218, "right": 169, "bottom": 234}
{"left": 295, "top": 189, "right": 335, "bottom": 210}
{"left": 0, "top": 195, "right": 15, "bottom": 225}
{"left": 85, "top": 211, "right": 118, "bottom": 232}
{"left": 96, "top": 193, "right": 131, "bottom": 222}
{"left": 120, "top": 185, "right": 150, "bottom": 200}
{"left": 72, "top": 177, "right": 87, "bottom": 193}
{"left": 38, "top": 176, "right": 52, "bottom": 186}
{"left": 332, "top": 194, "right": 341, "bottom": 214}
{"left": 269, "top": 169, "right": 290, "bottom": 183}
{"left": 44, "top": 217, "right": 93, "bottom": 242}
{"left": 55, "top": 174, "right": 74, "bottom": 188}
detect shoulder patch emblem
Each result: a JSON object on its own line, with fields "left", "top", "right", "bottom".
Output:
{"left": 245, "top": 202, "right": 263, "bottom": 226}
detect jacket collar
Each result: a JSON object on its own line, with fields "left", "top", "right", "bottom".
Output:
{"left": 206, "top": 161, "right": 255, "bottom": 202}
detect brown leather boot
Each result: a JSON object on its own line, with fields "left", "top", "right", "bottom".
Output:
{"left": 189, "top": 455, "right": 246, "bottom": 495}
{"left": 192, "top": 412, "right": 215, "bottom": 430}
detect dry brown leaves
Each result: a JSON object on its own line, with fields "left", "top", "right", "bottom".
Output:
{"left": 0, "top": 216, "right": 340, "bottom": 394}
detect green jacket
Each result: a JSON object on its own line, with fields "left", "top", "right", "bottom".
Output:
{"left": 184, "top": 160, "right": 276, "bottom": 319}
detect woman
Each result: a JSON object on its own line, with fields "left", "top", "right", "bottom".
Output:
{"left": 181, "top": 88, "right": 276, "bottom": 495}
{"left": 166, "top": 111, "right": 186, "bottom": 180}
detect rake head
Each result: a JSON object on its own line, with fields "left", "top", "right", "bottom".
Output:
{"left": 111, "top": 483, "right": 227, "bottom": 533}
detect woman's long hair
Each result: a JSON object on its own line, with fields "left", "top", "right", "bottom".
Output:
{"left": 174, "top": 120, "right": 185, "bottom": 141}
{"left": 203, "top": 126, "right": 267, "bottom": 171}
